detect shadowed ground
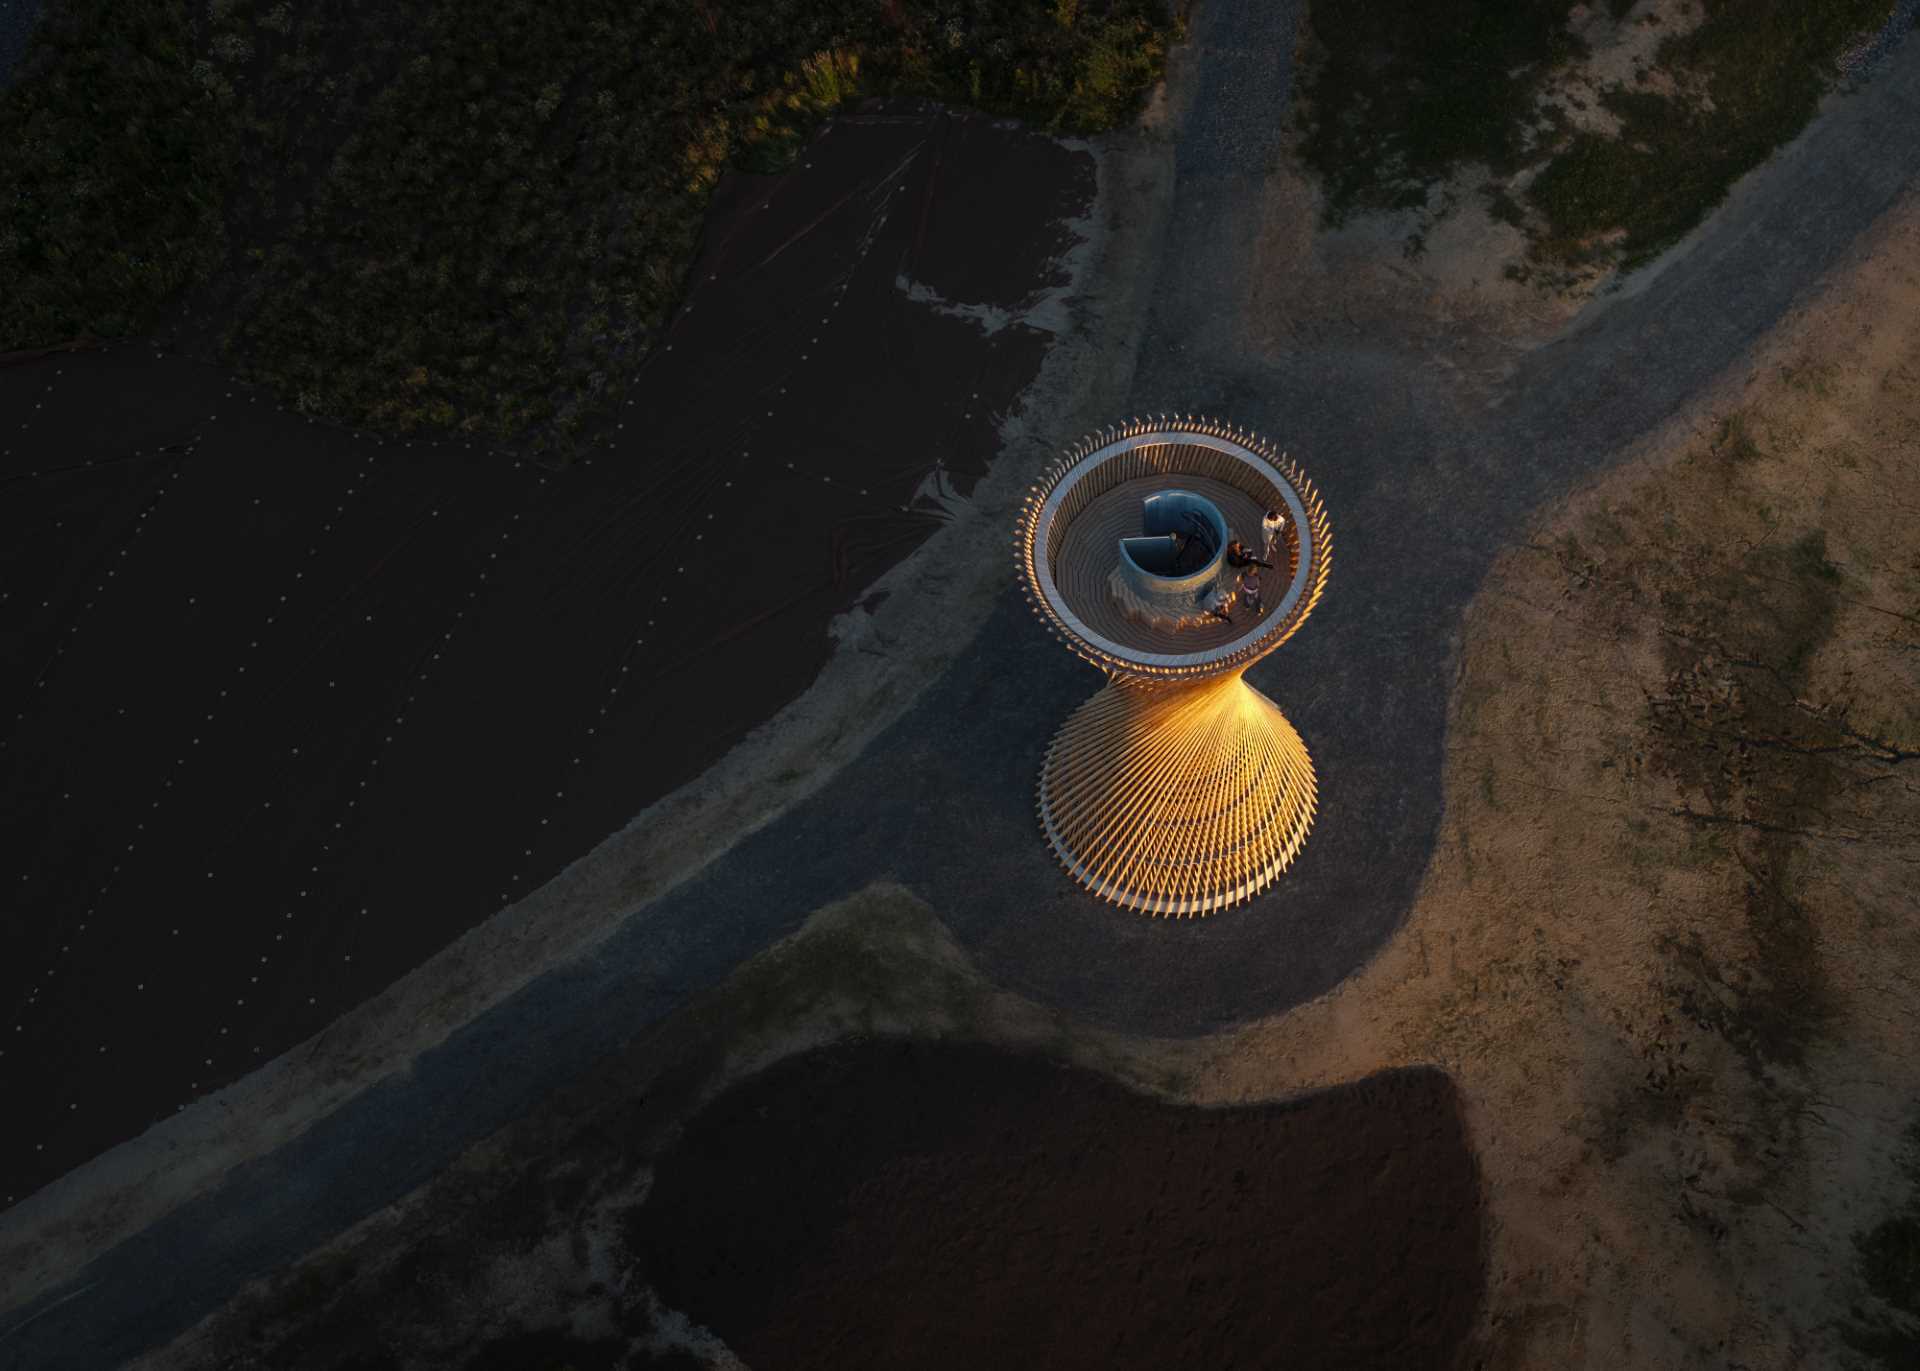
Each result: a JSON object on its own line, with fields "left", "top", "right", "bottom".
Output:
{"left": 634, "top": 1041, "right": 1483, "bottom": 1371}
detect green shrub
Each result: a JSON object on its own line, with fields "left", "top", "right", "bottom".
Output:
{"left": 1296, "top": 1, "right": 1586, "bottom": 224}
{"left": 1528, "top": 0, "right": 1896, "bottom": 269}
{"left": 1296, "top": 0, "right": 1897, "bottom": 273}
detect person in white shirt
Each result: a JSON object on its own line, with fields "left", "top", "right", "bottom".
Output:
{"left": 1261, "top": 508, "right": 1286, "bottom": 562}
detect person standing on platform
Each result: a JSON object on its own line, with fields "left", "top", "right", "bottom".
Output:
{"left": 1261, "top": 507, "right": 1286, "bottom": 562}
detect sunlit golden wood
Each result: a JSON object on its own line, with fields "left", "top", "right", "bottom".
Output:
{"left": 1015, "top": 418, "right": 1332, "bottom": 917}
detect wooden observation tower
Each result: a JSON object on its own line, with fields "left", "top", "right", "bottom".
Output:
{"left": 1015, "top": 417, "right": 1332, "bottom": 916}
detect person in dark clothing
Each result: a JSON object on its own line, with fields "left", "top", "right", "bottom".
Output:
{"left": 1166, "top": 513, "right": 1221, "bottom": 575}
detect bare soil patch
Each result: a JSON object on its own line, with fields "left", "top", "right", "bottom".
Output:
{"left": 635, "top": 1040, "right": 1482, "bottom": 1371}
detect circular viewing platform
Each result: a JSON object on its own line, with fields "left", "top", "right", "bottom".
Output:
{"left": 1016, "top": 419, "right": 1331, "bottom": 682}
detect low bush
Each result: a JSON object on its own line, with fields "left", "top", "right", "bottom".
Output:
{"left": 1529, "top": 0, "right": 1898, "bottom": 269}
{"left": 1295, "top": 0, "right": 1899, "bottom": 276}
{"left": 0, "top": 0, "right": 235, "bottom": 345}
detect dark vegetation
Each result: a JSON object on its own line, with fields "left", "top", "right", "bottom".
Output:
{"left": 1295, "top": 0, "right": 1900, "bottom": 274}
{"left": 0, "top": 0, "right": 233, "bottom": 343}
{"left": 1294, "top": 0, "right": 1586, "bottom": 221}
{"left": 0, "top": 0, "right": 1173, "bottom": 452}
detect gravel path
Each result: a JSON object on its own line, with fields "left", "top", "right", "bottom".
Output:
{"left": 1843, "top": 0, "right": 1920, "bottom": 79}
{"left": 0, "top": 0, "right": 47, "bottom": 91}
{"left": 5, "top": 9, "right": 1920, "bottom": 1368}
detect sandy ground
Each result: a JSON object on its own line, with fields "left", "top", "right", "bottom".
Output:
{"left": 1196, "top": 186, "right": 1920, "bottom": 1367}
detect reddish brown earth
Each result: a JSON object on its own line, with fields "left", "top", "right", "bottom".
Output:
{"left": 0, "top": 108, "right": 1093, "bottom": 1211}
{"left": 633, "top": 1040, "right": 1485, "bottom": 1371}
